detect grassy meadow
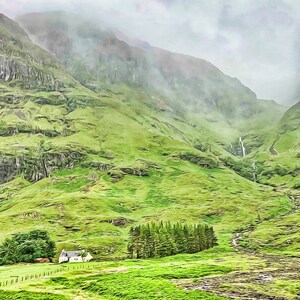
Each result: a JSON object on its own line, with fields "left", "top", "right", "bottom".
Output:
{"left": 0, "top": 248, "right": 299, "bottom": 299}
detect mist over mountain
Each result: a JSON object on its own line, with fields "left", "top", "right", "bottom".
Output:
{"left": 1, "top": 0, "right": 300, "bottom": 104}
{"left": 17, "top": 11, "right": 270, "bottom": 124}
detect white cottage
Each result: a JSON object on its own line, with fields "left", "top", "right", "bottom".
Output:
{"left": 59, "top": 249, "right": 93, "bottom": 263}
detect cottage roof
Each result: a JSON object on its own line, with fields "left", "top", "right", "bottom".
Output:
{"left": 60, "top": 250, "right": 83, "bottom": 258}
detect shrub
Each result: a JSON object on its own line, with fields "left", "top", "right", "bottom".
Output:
{"left": 221, "top": 157, "right": 263, "bottom": 181}
{"left": 274, "top": 165, "right": 289, "bottom": 176}
{"left": 0, "top": 230, "right": 56, "bottom": 265}
{"left": 293, "top": 182, "right": 300, "bottom": 189}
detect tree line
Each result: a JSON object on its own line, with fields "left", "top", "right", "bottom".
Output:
{"left": 127, "top": 221, "right": 218, "bottom": 259}
{"left": 0, "top": 230, "right": 56, "bottom": 265}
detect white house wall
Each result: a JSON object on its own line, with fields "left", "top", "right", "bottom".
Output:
{"left": 59, "top": 257, "right": 69, "bottom": 264}
{"left": 83, "top": 253, "right": 93, "bottom": 262}
{"left": 69, "top": 257, "right": 84, "bottom": 263}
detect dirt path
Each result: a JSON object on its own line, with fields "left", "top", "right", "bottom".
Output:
{"left": 269, "top": 143, "right": 278, "bottom": 155}
{"left": 184, "top": 247, "right": 300, "bottom": 299}
{"left": 184, "top": 261, "right": 300, "bottom": 300}
{"left": 232, "top": 232, "right": 244, "bottom": 251}
{"left": 184, "top": 188, "right": 300, "bottom": 300}
{"left": 268, "top": 132, "right": 284, "bottom": 155}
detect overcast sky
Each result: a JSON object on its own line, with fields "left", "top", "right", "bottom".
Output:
{"left": 1, "top": 0, "right": 300, "bottom": 104}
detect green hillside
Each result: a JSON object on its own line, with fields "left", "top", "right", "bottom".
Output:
{"left": 0, "top": 10, "right": 298, "bottom": 300}
{"left": 0, "top": 9, "right": 297, "bottom": 269}
{"left": 0, "top": 11, "right": 298, "bottom": 260}
{"left": 240, "top": 101, "right": 300, "bottom": 254}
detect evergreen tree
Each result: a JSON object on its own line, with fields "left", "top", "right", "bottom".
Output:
{"left": 127, "top": 221, "right": 217, "bottom": 259}
{"left": 127, "top": 227, "right": 135, "bottom": 259}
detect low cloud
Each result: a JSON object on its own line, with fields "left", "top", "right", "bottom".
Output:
{"left": 1, "top": 0, "right": 300, "bottom": 103}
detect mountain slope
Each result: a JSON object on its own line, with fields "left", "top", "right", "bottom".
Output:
{"left": 0, "top": 13, "right": 297, "bottom": 259}
{"left": 250, "top": 101, "right": 300, "bottom": 189}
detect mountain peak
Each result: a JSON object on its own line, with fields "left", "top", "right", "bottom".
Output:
{"left": 0, "top": 13, "right": 76, "bottom": 90}
{"left": 0, "top": 13, "right": 30, "bottom": 42}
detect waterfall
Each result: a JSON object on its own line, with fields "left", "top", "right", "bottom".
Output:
{"left": 252, "top": 161, "right": 257, "bottom": 182}
{"left": 239, "top": 137, "right": 247, "bottom": 157}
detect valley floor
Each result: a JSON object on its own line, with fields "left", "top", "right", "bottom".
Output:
{"left": 0, "top": 248, "right": 299, "bottom": 300}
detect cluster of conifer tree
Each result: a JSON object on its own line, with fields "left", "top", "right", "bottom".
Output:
{"left": 127, "top": 221, "right": 218, "bottom": 259}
